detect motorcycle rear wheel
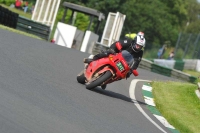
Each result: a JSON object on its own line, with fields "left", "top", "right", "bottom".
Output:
{"left": 86, "top": 71, "right": 112, "bottom": 90}
{"left": 77, "top": 70, "right": 86, "bottom": 84}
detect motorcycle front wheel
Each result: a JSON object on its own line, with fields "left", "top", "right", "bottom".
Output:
{"left": 86, "top": 71, "right": 112, "bottom": 90}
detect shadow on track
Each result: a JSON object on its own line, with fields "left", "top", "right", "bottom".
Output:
{"left": 90, "top": 87, "right": 146, "bottom": 106}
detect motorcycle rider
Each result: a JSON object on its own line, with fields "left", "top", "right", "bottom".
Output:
{"left": 84, "top": 32, "right": 146, "bottom": 78}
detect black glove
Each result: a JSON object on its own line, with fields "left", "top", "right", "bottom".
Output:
{"left": 126, "top": 71, "right": 132, "bottom": 79}
{"left": 100, "top": 49, "right": 107, "bottom": 53}
{"left": 132, "top": 57, "right": 141, "bottom": 70}
{"left": 106, "top": 49, "right": 116, "bottom": 55}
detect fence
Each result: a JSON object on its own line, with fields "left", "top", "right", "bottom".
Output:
{"left": 174, "top": 33, "right": 200, "bottom": 59}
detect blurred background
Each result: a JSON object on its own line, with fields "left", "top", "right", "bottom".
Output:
{"left": 0, "top": 0, "right": 200, "bottom": 60}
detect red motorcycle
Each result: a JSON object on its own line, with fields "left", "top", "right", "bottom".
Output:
{"left": 76, "top": 43, "right": 138, "bottom": 90}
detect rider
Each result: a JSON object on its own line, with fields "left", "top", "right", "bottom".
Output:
{"left": 84, "top": 31, "right": 146, "bottom": 78}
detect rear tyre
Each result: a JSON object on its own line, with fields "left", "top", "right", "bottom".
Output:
{"left": 86, "top": 71, "right": 112, "bottom": 90}
{"left": 77, "top": 71, "right": 86, "bottom": 84}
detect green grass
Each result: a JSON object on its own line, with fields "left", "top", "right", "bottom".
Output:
{"left": 183, "top": 70, "right": 200, "bottom": 83}
{"left": 0, "top": 24, "right": 42, "bottom": 40}
{"left": 152, "top": 81, "right": 200, "bottom": 133}
{"left": 183, "top": 70, "right": 200, "bottom": 78}
{"left": 0, "top": 4, "right": 32, "bottom": 19}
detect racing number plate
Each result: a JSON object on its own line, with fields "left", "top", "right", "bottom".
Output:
{"left": 116, "top": 61, "right": 124, "bottom": 71}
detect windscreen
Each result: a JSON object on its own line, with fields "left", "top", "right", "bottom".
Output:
{"left": 121, "top": 50, "right": 134, "bottom": 66}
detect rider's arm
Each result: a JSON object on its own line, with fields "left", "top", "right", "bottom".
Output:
{"left": 132, "top": 50, "right": 143, "bottom": 70}
{"left": 110, "top": 39, "right": 132, "bottom": 53}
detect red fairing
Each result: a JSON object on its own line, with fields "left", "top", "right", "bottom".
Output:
{"left": 84, "top": 52, "right": 131, "bottom": 83}
{"left": 77, "top": 50, "right": 139, "bottom": 90}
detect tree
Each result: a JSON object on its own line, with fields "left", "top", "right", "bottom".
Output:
{"left": 86, "top": 0, "right": 123, "bottom": 38}
{"left": 57, "top": 0, "right": 199, "bottom": 47}
{"left": 183, "top": 0, "right": 200, "bottom": 33}
{"left": 85, "top": 0, "right": 189, "bottom": 46}
{"left": 120, "top": 0, "right": 181, "bottom": 46}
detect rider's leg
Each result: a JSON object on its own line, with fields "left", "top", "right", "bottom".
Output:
{"left": 84, "top": 53, "right": 108, "bottom": 64}
{"left": 84, "top": 49, "right": 115, "bottom": 64}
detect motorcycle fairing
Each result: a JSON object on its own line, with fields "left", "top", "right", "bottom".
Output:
{"left": 84, "top": 53, "right": 130, "bottom": 81}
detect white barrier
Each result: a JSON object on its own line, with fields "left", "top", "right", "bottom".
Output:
{"left": 183, "top": 59, "right": 198, "bottom": 70}
{"left": 154, "top": 59, "right": 175, "bottom": 69}
{"left": 54, "top": 22, "right": 77, "bottom": 48}
{"left": 80, "top": 31, "right": 99, "bottom": 54}
{"left": 140, "top": 58, "right": 153, "bottom": 71}
{"left": 196, "top": 60, "right": 200, "bottom": 72}
{"left": 153, "top": 59, "right": 200, "bottom": 72}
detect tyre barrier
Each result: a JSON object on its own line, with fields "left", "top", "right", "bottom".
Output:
{"left": 0, "top": 5, "right": 19, "bottom": 29}
{"left": 16, "top": 16, "right": 51, "bottom": 41}
{"left": 140, "top": 59, "right": 197, "bottom": 83}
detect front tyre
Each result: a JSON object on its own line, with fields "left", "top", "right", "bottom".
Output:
{"left": 86, "top": 71, "right": 112, "bottom": 90}
{"left": 77, "top": 70, "right": 86, "bottom": 84}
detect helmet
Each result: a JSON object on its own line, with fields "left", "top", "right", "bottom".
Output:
{"left": 132, "top": 35, "right": 146, "bottom": 52}
{"left": 137, "top": 31, "right": 144, "bottom": 36}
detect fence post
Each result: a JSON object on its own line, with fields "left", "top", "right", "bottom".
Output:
{"left": 174, "top": 32, "right": 182, "bottom": 57}
{"left": 183, "top": 33, "right": 192, "bottom": 58}
{"left": 192, "top": 34, "right": 200, "bottom": 58}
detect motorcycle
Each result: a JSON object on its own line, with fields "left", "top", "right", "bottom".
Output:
{"left": 76, "top": 42, "right": 138, "bottom": 90}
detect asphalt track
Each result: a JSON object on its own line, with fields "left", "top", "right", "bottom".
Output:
{"left": 0, "top": 29, "right": 180, "bottom": 133}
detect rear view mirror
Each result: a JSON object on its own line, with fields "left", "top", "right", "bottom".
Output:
{"left": 132, "top": 69, "right": 138, "bottom": 76}
{"left": 116, "top": 42, "right": 122, "bottom": 51}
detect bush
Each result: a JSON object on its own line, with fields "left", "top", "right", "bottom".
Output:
{"left": 5, "top": 0, "right": 15, "bottom": 6}
{"left": 0, "top": 0, "right": 15, "bottom": 6}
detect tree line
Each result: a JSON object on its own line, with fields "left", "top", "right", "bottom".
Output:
{"left": 1, "top": 0, "right": 200, "bottom": 48}
{"left": 58, "top": 0, "right": 200, "bottom": 48}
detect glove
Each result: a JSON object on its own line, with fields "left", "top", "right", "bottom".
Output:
{"left": 126, "top": 69, "right": 138, "bottom": 79}
{"left": 105, "top": 49, "right": 116, "bottom": 55}
{"left": 126, "top": 71, "right": 132, "bottom": 79}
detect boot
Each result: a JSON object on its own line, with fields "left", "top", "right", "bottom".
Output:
{"left": 83, "top": 58, "right": 93, "bottom": 64}
{"left": 101, "top": 84, "right": 107, "bottom": 90}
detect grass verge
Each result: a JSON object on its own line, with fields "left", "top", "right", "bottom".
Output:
{"left": 152, "top": 81, "right": 200, "bottom": 133}
{"left": 0, "top": 24, "right": 42, "bottom": 40}
{"left": 183, "top": 70, "right": 200, "bottom": 82}
{"left": 0, "top": 4, "right": 32, "bottom": 19}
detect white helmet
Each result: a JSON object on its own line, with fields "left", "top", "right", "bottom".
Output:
{"left": 132, "top": 35, "right": 146, "bottom": 52}
{"left": 137, "top": 31, "right": 144, "bottom": 36}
